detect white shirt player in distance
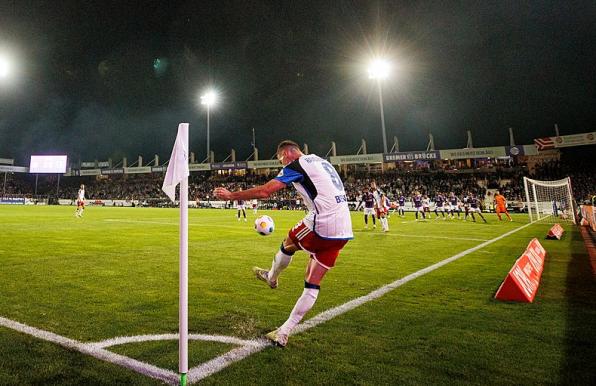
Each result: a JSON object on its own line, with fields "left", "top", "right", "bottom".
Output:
{"left": 213, "top": 140, "right": 352, "bottom": 348}
{"left": 75, "top": 184, "right": 85, "bottom": 218}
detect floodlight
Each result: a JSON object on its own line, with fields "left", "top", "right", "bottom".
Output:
{"left": 367, "top": 59, "right": 391, "bottom": 80}
{"left": 200, "top": 90, "right": 217, "bottom": 107}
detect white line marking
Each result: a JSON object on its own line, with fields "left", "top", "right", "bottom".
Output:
{"left": 353, "top": 230, "right": 489, "bottom": 242}
{"left": 186, "top": 221, "right": 535, "bottom": 383}
{"left": 0, "top": 316, "right": 179, "bottom": 385}
{"left": 187, "top": 340, "right": 269, "bottom": 383}
{"left": 93, "top": 333, "right": 262, "bottom": 349}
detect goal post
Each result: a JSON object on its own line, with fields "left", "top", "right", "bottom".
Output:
{"left": 523, "top": 177, "right": 576, "bottom": 224}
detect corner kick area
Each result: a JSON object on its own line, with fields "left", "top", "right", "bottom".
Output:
{"left": 0, "top": 218, "right": 544, "bottom": 385}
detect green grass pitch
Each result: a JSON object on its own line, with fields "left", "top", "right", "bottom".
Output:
{"left": 1, "top": 206, "right": 595, "bottom": 385}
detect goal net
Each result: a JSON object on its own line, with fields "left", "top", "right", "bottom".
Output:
{"left": 523, "top": 177, "right": 576, "bottom": 224}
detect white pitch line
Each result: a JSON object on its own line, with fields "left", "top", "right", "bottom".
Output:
{"left": 353, "top": 230, "right": 489, "bottom": 242}
{"left": 93, "top": 333, "right": 262, "bottom": 349}
{"left": 186, "top": 220, "right": 535, "bottom": 383}
{"left": 187, "top": 339, "right": 269, "bottom": 383}
{"left": 0, "top": 316, "right": 178, "bottom": 385}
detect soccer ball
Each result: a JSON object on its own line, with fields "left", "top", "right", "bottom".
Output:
{"left": 255, "top": 215, "right": 275, "bottom": 236}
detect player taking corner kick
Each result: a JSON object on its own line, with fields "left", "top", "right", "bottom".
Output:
{"left": 214, "top": 140, "right": 353, "bottom": 347}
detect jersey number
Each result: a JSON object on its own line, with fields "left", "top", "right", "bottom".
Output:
{"left": 321, "top": 162, "right": 343, "bottom": 190}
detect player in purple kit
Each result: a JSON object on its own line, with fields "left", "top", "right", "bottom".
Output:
{"left": 397, "top": 194, "right": 406, "bottom": 217}
{"left": 413, "top": 192, "right": 426, "bottom": 221}
{"left": 448, "top": 192, "right": 460, "bottom": 220}
{"left": 235, "top": 190, "right": 248, "bottom": 222}
{"left": 467, "top": 193, "right": 487, "bottom": 223}
{"left": 434, "top": 193, "right": 446, "bottom": 220}
{"left": 358, "top": 189, "right": 377, "bottom": 229}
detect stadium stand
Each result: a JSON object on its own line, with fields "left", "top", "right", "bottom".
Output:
{"left": 1, "top": 148, "right": 594, "bottom": 210}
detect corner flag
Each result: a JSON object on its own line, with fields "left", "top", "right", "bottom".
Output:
{"left": 162, "top": 123, "right": 190, "bottom": 201}
{"left": 162, "top": 123, "right": 190, "bottom": 386}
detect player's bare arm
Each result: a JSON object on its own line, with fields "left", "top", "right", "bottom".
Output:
{"left": 213, "top": 179, "right": 285, "bottom": 200}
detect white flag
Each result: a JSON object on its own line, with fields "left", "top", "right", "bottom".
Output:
{"left": 162, "top": 123, "right": 190, "bottom": 202}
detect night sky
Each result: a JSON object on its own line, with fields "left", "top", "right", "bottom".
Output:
{"left": 0, "top": 0, "right": 595, "bottom": 165}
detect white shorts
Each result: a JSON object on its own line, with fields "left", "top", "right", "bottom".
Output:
{"left": 415, "top": 206, "right": 424, "bottom": 212}
{"left": 469, "top": 207, "right": 481, "bottom": 213}
{"left": 436, "top": 206, "right": 445, "bottom": 212}
{"left": 450, "top": 205, "right": 458, "bottom": 211}
{"left": 237, "top": 205, "right": 245, "bottom": 210}
{"left": 363, "top": 207, "right": 375, "bottom": 215}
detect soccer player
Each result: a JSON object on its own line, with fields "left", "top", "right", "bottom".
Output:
{"left": 494, "top": 190, "right": 512, "bottom": 221}
{"left": 422, "top": 195, "right": 431, "bottom": 217}
{"left": 462, "top": 193, "right": 471, "bottom": 221}
{"left": 371, "top": 181, "right": 389, "bottom": 232}
{"left": 251, "top": 199, "right": 258, "bottom": 215}
{"left": 434, "top": 193, "right": 446, "bottom": 220}
{"left": 235, "top": 193, "right": 247, "bottom": 222}
{"left": 467, "top": 193, "right": 488, "bottom": 223}
{"left": 75, "top": 184, "right": 85, "bottom": 217}
{"left": 413, "top": 191, "right": 426, "bottom": 220}
{"left": 397, "top": 194, "right": 406, "bottom": 217}
{"left": 213, "top": 140, "right": 352, "bottom": 347}
{"left": 380, "top": 192, "right": 391, "bottom": 230}
{"left": 448, "top": 192, "right": 460, "bottom": 219}
{"left": 358, "top": 189, "right": 376, "bottom": 229}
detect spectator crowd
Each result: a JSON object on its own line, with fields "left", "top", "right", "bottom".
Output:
{"left": 2, "top": 150, "right": 593, "bottom": 207}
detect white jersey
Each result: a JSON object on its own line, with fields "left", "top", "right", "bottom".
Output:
{"left": 382, "top": 196, "right": 390, "bottom": 209}
{"left": 372, "top": 189, "right": 382, "bottom": 209}
{"left": 78, "top": 189, "right": 85, "bottom": 201}
{"left": 275, "top": 154, "right": 353, "bottom": 239}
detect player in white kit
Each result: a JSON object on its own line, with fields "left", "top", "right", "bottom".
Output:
{"left": 371, "top": 181, "right": 389, "bottom": 232}
{"left": 75, "top": 184, "right": 85, "bottom": 218}
{"left": 214, "top": 140, "right": 352, "bottom": 347}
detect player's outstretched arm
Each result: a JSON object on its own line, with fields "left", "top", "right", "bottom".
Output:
{"left": 213, "top": 179, "right": 285, "bottom": 201}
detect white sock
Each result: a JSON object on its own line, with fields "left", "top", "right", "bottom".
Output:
{"left": 269, "top": 248, "right": 293, "bottom": 282}
{"left": 279, "top": 286, "right": 319, "bottom": 335}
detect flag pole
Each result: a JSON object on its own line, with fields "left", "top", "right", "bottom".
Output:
{"left": 179, "top": 125, "right": 189, "bottom": 386}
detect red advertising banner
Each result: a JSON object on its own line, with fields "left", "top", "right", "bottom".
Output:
{"left": 547, "top": 223, "right": 564, "bottom": 240}
{"left": 580, "top": 205, "right": 596, "bottom": 232}
{"left": 495, "top": 239, "right": 547, "bottom": 302}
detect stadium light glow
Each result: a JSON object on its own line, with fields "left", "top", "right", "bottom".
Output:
{"left": 200, "top": 90, "right": 217, "bottom": 107}
{"left": 0, "top": 54, "right": 11, "bottom": 78}
{"left": 367, "top": 58, "right": 391, "bottom": 80}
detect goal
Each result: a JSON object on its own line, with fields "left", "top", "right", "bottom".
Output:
{"left": 523, "top": 177, "right": 576, "bottom": 224}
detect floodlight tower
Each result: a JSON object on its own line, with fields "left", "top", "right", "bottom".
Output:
{"left": 368, "top": 58, "right": 391, "bottom": 154}
{"left": 200, "top": 90, "right": 217, "bottom": 163}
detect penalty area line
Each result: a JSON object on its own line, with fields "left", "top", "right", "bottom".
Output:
{"left": 187, "top": 220, "right": 535, "bottom": 383}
